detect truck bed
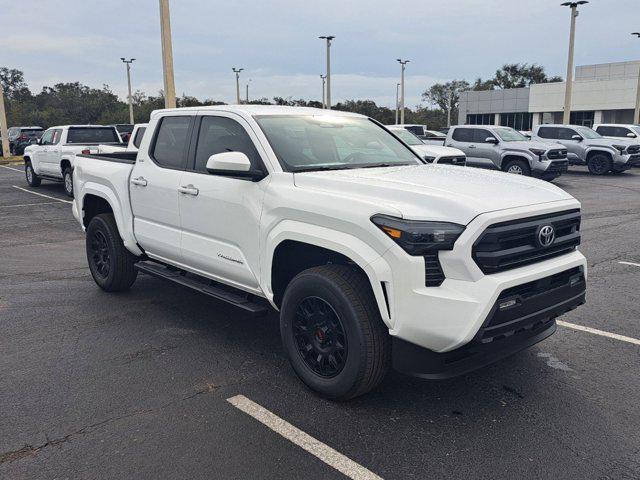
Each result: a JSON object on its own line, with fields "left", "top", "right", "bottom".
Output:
{"left": 77, "top": 152, "right": 137, "bottom": 163}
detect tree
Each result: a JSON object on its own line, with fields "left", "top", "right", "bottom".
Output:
{"left": 422, "top": 80, "right": 470, "bottom": 126}
{"left": 0, "top": 67, "right": 30, "bottom": 98}
{"left": 492, "top": 63, "right": 562, "bottom": 89}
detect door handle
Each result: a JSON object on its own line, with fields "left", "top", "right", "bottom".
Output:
{"left": 468, "top": 145, "right": 476, "bottom": 149}
{"left": 131, "top": 176, "right": 148, "bottom": 187}
{"left": 178, "top": 184, "right": 199, "bottom": 196}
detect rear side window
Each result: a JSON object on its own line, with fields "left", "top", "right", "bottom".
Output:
{"left": 537, "top": 127, "right": 558, "bottom": 139}
{"left": 133, "top": 127, "right": 147, "bottom": 149}
{"left": 151, "top": 116, "right": 192, "bottom": 169}
{"left": 452, "top": 128, "right": 474, "bottom": 142}
{"left": 67, "top": 127, "right": 120, "bottom": 144}
{"left": 193, "top": 116, "right": 261, "bottom": 173}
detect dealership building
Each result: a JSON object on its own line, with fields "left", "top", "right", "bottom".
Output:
{"left": 457, "top": 60, "right": 640, "bottom": 130}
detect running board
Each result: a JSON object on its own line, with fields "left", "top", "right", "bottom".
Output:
{"left": 135, "top": 261, "right": 270, "bottom": 315}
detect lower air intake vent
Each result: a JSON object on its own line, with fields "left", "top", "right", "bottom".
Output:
{"left": 424, "top": 254, "right": 445, "bottom": 287}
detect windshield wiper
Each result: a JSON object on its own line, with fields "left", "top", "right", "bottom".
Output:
{"left": 358, "top": 163, "right": 413, "bottom": 169}
{"left": 293, "top": 165, "right": 355, "bottom": 173}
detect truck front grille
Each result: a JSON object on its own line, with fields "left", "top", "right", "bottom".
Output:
{"left": 547, "top": 149, "right": 567, "bottom": 159}
{"left": 627, "top": 145, "right": 640, "bottom": 155}
{"left": 472, "top": 209, "right": 581, "bottom": 274}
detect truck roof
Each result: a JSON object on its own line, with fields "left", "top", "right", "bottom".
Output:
{"left": 149, "top": 105, "right": 366, "bottom": 119}
{"left": 534, "top": 124, "right": 591, "bottom": 129}
{"left": 46, "top": 125, "right": 120, "bottom": 130}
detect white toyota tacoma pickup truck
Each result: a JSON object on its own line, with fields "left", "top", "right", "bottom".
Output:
{"left": 24, "top": 125, "right": 123, "bottom": 197}
{"left": 72, "top": 105, "right": 587, "bottom": 399}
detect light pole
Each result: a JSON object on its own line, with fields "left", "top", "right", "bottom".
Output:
{"left": 319, "top": 36, "right": 335, "bottom": 109}
{"left": 397, "top": 59, "right": 409, "bottom": 124}
{"left": 120, "top": 58, "right": 135, "bottom": 124}
{"left": 159, "top": 0, "right": 176, "bottom": 108}
{"left": 633, "top": 32, "right": 640, "bottom": 124}
{"left": 320, "top": 75, "right": 326, "bottom": 108}
{"left": 246, "top": 78, "right": 252, "bottom": 104}
{"left": 395, "top": 83, "right": 400, "bottom": 124}
{"left": 561, "top": 1, "right": 588, "bottom": 124}
{"left": 232, "top": 68, "right": 244, "bottom": 104}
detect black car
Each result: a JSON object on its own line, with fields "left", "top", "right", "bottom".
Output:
{"left": 7, "top": 126, "right": 44, "bottom": 155}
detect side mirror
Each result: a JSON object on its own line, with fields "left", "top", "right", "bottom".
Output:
{"left": 571, "top": 134, "right": 583, "bottom": 141}
{"left": 627, "top": 132, "right": 637, "bottom": 138}
{"left": 205, "top": 151, "right": 265, "bottom": 181}
{"left": 485, "top": 136, "right": 498, "bottom": 144}
{"left": 37, "top": 138, "right": 42, "bottom": 145}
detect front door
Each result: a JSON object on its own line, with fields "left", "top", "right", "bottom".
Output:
{"left": 178, "top": 113, "right": 268, "bottom": 291}
{"left": 130, "top": 114, "right": 193, "bottom": 264}
{"left": 33, "top": 129, "right": 53, "bottom": 174}
{"left": 471, "top": 128, "right": 501, "bottom": 169}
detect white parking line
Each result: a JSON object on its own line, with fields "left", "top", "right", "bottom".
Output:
{"left": 0, "top": 165, "right": 22, "bottom": 172}
{"left": 12, "top": 185, "right": 72, "bottom": 204}
{"left": 557, "top": 320, "right": 640, "bottom": 346}
{"left": 619, "top": 261, "right": 640, "bottom": 268}
{"left": 227, "top": 395, "right": 383, "bottom": 480}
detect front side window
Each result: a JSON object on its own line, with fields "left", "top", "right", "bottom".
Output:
{"left": 451, "top": 128, "right": 474, "bottom": 142}
{"left": 391, "top": 129, "right": 423, "bottom": 146}
{"left": 40, "top": 130, "right": 54, "bottom": 145}
{"left": 494, "top": 127, "right": 527, "bottom": 142}
{"left": 194, "top": 116, "right": 262, "bottom": 172}
{"left": 67, "top": 127, "right": 120, "bottom": 144}
{"left": 151, "top": 116, "right": 192, "bottom": 169}
{"left": 473, "top": 129, "right": 494, "bottom": 143}
{"left": 558, "top": 128, "right": 578, "bottom": 140}
{"left": 255, "top": 115, "right": 418, "bottom": 172}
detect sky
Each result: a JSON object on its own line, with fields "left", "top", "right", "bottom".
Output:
{"left": 1, "top": 0, "right": 639, "bottom": 109}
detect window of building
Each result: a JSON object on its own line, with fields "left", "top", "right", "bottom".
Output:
{"left": 499, "top": 112, "right": 533, "bottom": 131}
{"left": 466, "top": 113, "right": 495, "bottom": 125}
{"left": 569, "top": 111, "right": 595, "bottom": 127}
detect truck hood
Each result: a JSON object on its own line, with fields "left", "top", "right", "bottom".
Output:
{"left": 294, "top": 164, "right": 575, "bottom": 225}
{"left": 583, "top": 137, "right": 639, "bottom": 149}
{"left": 502, "top": 140, "right": 562, "bottom": 151}
{"left": 411, "top": 144, "right": 465, "bottom": 158}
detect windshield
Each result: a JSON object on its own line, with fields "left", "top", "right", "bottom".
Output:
{"left": 632, "top": 126, "right": 640, "bottom": 136}
{"left": 255, "top": 115, "right": 419, "bottom": 172}
{"left": 391, "top": 129, "right": 424, "bottom": 146}
{"left": 575, "top": 126, "right": 601, "bottom": 139}
{"left": 494, "top": 127, "right": 527, "bottom": 142}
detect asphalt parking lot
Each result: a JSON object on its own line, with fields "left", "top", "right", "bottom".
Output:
{"left": 1, "top": 163, "right": 639, "bottom": 480}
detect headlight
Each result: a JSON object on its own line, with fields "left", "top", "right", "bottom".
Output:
{"left": 612, "top": 144, "right": 627, "bottom": 154}
{"left": 423, "top": 155, "right": 436, "bottom": 163}
{"left": 528, "top": 148, "right": 546, "bottom": 158}
{"left": 371, "top": 215, "right": 465, "bottom": 255}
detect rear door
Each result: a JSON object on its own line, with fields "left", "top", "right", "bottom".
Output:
{"left": 177, "top": 112, "right": 268, "bottom": 290}
{"left": 130, "top": 114, "right": 193, "bottom": 264}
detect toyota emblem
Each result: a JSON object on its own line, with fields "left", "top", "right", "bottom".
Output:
{"left": 537, "top": 225, "right": 555, "bottom": 248}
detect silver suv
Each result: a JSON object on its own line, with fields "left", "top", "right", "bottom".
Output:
{"left": 446, "top": 125, "right": 568, "bottom": 180}
{"left": 531, "top": 124, "right": 640, "bottom": 175}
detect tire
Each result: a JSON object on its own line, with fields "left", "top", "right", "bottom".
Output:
{"left": 86, "top": 213, "right": 138, "bottom": 292}
{"left": 587, "top": 153, "right": 612, "bottom": 175}
{"left": 63, "top": 167, "right": 74, "bottom": 198}
{"left": 280, "top": 264, "right": 390, "bottom": 400}
{"left": 25, "top": 161, "right": 41, "bottom": 187}
{"left": 503, "top": 159, "right": 531, "bottom": 176}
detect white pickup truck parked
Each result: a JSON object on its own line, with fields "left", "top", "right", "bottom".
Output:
{"left": 387, "top": 126, "right": 466, "bottom": 165}
{"left": 24, "top": 125, "right": 123, "bottom": 197}
{"left": 72, "top": 105, "right": 587, "bottom": 399}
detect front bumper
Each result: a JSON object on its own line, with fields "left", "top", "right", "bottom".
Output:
{"left": 533, "top": 159, "right": 569, "bottom": 178}
{"left": 617, "top": 153, "right": 640, "bottom": 168}
{"left": 393, "top": 266, "right": 586, "bottom": 378}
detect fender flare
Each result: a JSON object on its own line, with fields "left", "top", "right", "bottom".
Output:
{"left": 262, "top": 220, "right": 394, "bottom": 327}
{"left": 80, "top": 182, "right": 143, "bottom": 256}
{"left": 499, "top": 151, "right": 533, "bottom": 169}
{"left": 584, "top": 147, "right": 615, "bottom": 159}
